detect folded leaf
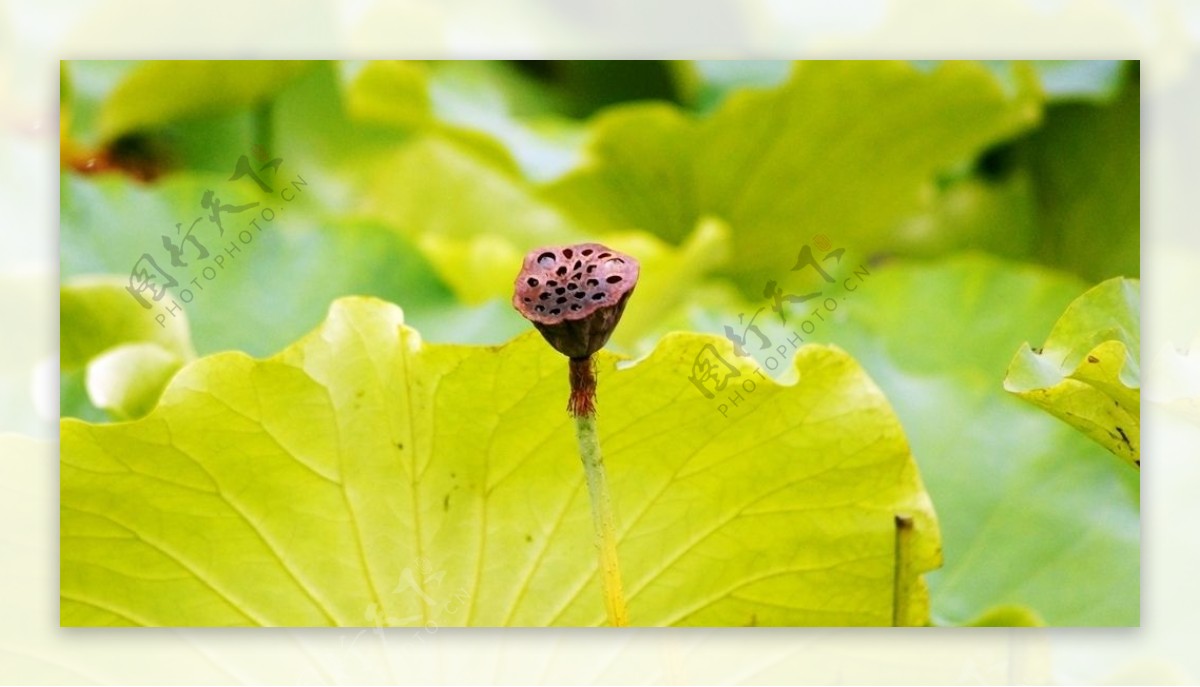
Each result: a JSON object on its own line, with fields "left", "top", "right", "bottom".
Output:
{"left": 60, "top": 277, "right": 194, "bottom": 372}
{"left": 86, "top": 342, "right": 185, "bottom": 420}
{"left": 1005, "top": 277, "right": 1140, "bottom": 468}
{"left": 61, "top": 278, "right": 195, "bottom": 421}
{"left": 61, "top": 297, "right": 940, "bottom": 627}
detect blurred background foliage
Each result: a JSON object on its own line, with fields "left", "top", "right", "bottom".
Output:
{"left": 59, "top": 59, "right": 1139, "bottom": 626}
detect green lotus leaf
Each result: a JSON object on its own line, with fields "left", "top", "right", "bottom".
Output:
{"left": 85, "top": 342, "right": 185, "bottom": 420}
{"left": 59, "top": 172, "right": 459, "bottom": 358}
{"left": 801, "top": 256, "right": 1139, "bottom": 626}
{"left": 963, "top": 604, "right": 1045, "bottom": 627}
{"left": 343, "top": 60, "right": 585, "bottom": 181}
{"left": 60, "top": 277, "right": 194, "bottom": 372}
{"left": 98, "top": 61, "right": 318, "bottom": 141}
{"left": 1005, "top": 277, "right": 1140, "bottom": 468}
{"left": 61, "top": 297, "right": 940, "bottom": 627}
{"left": 364, "top": 136, "right": 583, "bottom": 250}
{"left": 677, "top": 255, "right": 1139, "bottom": 625}
{"left": 541, "top": 61, "right": 1042, "bottom": 287}
{"left": 60, "top": 277, "right": 195, "bottom": 421}
{"left": 360, "top": 136, "right": 732, "bottom": 347}
{"left": 1023, "top": 70, "right": 1139, "bottom": 282}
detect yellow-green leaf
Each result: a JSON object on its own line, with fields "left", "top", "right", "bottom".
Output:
{"left": 99, "top": 61, "right": 317, "bottom": 140}
{"left": 61, "top": 277, "right": 194, "bottom": 371}
{"left": 1005, "top": 278, "right": 1140, "bottom": 468}
{"left": 963, "top": 604, "right": 1045, "bottom": 627}
{"left": 61, "top": 297, "right": 940, "bottom": 627}
{"left": 61, "top": 278, "right": 195, "bottom": 420}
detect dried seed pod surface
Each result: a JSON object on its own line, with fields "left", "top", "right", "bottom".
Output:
{"left": 512, "top": 243, "right": 639, "bottom": 360}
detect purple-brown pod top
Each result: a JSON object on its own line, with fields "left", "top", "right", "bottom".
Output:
{"left": 513, "top": 243, "right": 639, "bottom": 360}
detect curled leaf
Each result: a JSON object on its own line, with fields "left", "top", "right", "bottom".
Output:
{"left": 1004, "top": 277, "right": 1140, "bottom": 468}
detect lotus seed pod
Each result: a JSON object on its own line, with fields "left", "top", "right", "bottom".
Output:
{"left": 512, "top": 243, "right": 640, "bottom": 360}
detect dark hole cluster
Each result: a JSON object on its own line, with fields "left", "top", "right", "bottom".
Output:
{"left": 517, "top": 246, "right": 628, "bottom": 318}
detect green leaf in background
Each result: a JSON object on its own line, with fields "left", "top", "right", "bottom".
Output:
{"left": 60, "top": 278, "right": 194, "bottom": 371}
{"left": 60, "top": 61, "right": 140, "bottom": 149}
{"left": 1024, "top": 65, "right": 1140, "bottom": 282}
{"left": 344, "top": 60, "right": 585, "bottom": 182}
{"left": 61, "top": 297, "right": 940, "bottom": 627}
{"left": 600, "top": 217, "right": 732, "bottom": 352}
{"left": 835, "top": 61, "right": 1136, "bottom": 284}
{"left": 362, "top": 136, "right": 584, "bottom": 297}
{"left": 542, "top": 61, "right": 1042, "bottom": 289}
{"left": 358, "top": 135, "right": 732, "bottom": 352}
{"left": 358, "top": 134, "right": 585, "bottom": 314}
{"left": 998, "top": 60, "right": 1127, "bottom": 104}
{"left": 61, "top": 278, "right": 196, "bottom": 421}
{"left": 344, "top": 60, "right": 432, "bottom": 127}
{"left": 508, "top": 60, "right": 684, "bottom": 119}
{"left": 812, "top": 256, "right": 1140, "bottom": 626}
{"left": 98, "top": 61, "right": 317, "bottom": 142}
{"left": 680, "top": 255, "right": 1138, "bottom": 625}
{"left": 1005, "top": 277, "right": 1141, "bottom": 469}
{"left": 59, "top": 173, "right": 460, "bottom": 357}
{"left": 963, "top": 604, "right": 1045, "bottom": 627}
{"left": 541, "top": 103, "right": 699, "bottom": 244}
{"left": 943, "top": 61, "right": 1127, "bottom": 106}
{"left": 673, "top": 60, "right": 792, "bottom": 113}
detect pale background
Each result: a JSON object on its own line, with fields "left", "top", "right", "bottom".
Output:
{"left": 3, "top": 0, "right": 1198, "bottom": 683}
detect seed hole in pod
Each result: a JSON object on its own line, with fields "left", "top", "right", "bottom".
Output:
{"left": 550, "top": 308, "right": 561, "bottom": 315}
{"left": 574, "top": 291, "right": 585, "bottom": 299}
{"left": 538, "top": 293, "right": 549, "bottom": 301}
{"left": 556, "top": 296, "right": 567, "bottom": 304}
{"left": 562, "top": 248, "right": 574, "bottom": 259}
{"left": 573, "top": 260, "right": 582, "bottom": 270}
{"left": 547, "top": 279, "right": 557, "bottom": 287}
{"left": 556, "top": 266, "right": 567, "bottom": 276}
{"left": 526, "top": 277, "right": 539, "bottom": 287}
{"left": 606, "top": 275, "right": 623, "bottom": 283}
{"left": 566, "top": 283, "right": 577, "bottom": 290}
{"left": 592, "top": 293, "right": 605, "bottom": 301}
{"left": 586, "top": 265, "right": 596, "bottom": 273}
{"left": 523, "top": 297, "right": 531, "bottom": 303}
{"left": 605, "top": 258, "right": 624, "bottom": 267}
{"left": 537, "top": 252, "right": 555, "bottom": 267}
{"left": 535, "top": 305, "right": 545, "bottom": 312}
{"left": 582, "top": 248, "right": 593, "bottom": 256}
{"left": 571, "top": 304, "right": 581, "bottom": 311}
{"left": 586, "top": 278, "right": 599, "bottom": 287}
{"left": 555, "top": 287, "right": 566, "bottom": 295}
{"left": 598, "top": 252, "right": 611, "bottom": 259}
